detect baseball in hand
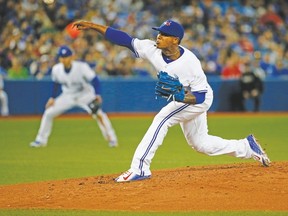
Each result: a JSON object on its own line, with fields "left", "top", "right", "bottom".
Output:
{"left": 43, "top": 0, "right": 55, "bottom": 5}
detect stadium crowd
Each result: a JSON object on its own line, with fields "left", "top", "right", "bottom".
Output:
{"left": 0, "top": 0, "right": 288, "bottom": 79}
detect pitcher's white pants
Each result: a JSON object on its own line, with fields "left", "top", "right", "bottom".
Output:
{"left": 35, "top": 92, "right": 117, "bottom": 145}
{"left": 0, "top": 90, "right": 9, "bottom": 116}
{"left": 130, "top": 91, "right": 253, "bottom": 176}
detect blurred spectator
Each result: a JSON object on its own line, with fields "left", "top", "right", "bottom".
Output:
{"left": 133, "top": 58, "right": 154, "bottom": 77}
{"left": 240, "top": 62, "right": 264, "bottom": 112}
{"left": 0, "top": 68, "right": 9, "bottom": 116}
{"left": 115, "top": 56, "right": 135, "bottom": 77}
{"left": 221, "top": 50, "right": 242, "bottom": 79}
{"left": 283, "top": 50, "right": 288, "bottom": 69}
{"left": 250, "top": 53, "right": 266, "bottom": 80}
{"left": 259, "top": 3, "right": 284, "bottom": 29}
{"left": 44, "top": 3, "right": 73, "bottom": 31}
{"left": 30, "top": 55, "right": 52, "bottom": 80}
{"left": 7, "top": 56, "right": 29, "bottom": 79}
{"left": 273, "top": 59, "right": 288, "bottom": 77}
{"left": 202, "top": 60, "right": 222, "bottom": 76}
{"left": 259, "top": 52, "right": 277, "bottom": 76}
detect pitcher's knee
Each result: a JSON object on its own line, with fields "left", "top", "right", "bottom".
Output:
{"left": 188, "top": 138, "right": 210, "bottom": 154}
{"left": 193, "top": 144, "right": 206, "bottom": 153}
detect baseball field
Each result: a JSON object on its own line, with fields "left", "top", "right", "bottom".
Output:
{"left": 0, "top": 113, "right": 287, "bottom": 216}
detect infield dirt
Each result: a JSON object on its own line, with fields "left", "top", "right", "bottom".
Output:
{"left": 0, "top": 161, "right": 287, "bottom": 212}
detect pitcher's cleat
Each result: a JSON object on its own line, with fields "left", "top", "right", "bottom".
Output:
{"left": 114, "top": 170, "right": 151, "bottom": 182}
{"left": 247, "top": 134, "right": 271, "bottom": 167}
{"left": 30, "top": 141, "right": 47, "bottom": 148}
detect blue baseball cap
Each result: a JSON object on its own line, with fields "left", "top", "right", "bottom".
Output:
{"left": 57, "top": 45, "right": 73, "bottom": 58}
{"left": 152, "top": 20, "right": 184, "bottom": 40}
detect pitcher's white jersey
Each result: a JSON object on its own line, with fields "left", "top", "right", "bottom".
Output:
{"left": 95, "top": 21, "right": 270, "bottom": 182}
{"left": 125, "top": 38, "right": 255, "bottom": 178}
{"left": 51, "top": 61, "right": 96, "bottom": 95}
{"left": 132, "top": 39, "right": 210, "bottom": 93}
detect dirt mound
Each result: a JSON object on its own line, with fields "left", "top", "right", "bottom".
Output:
{"left": 0, "top": 162, "right": 287, "bottom": 211}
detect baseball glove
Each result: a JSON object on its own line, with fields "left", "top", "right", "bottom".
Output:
{"left": 155, "top": 71, "right": 185, "bottom": 102}
{"left": 88, "top": 98, "right": 101, "bottom": 114}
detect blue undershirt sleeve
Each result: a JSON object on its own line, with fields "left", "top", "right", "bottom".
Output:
{"left": 91, "top": 76, "right": 101, "bottom": 95}
{"left": 192, "top": 92, "right": 206, "bottom": 104}
{"left": 51, "top": 82, "right": 61, "bottom": 98}
{"left": 105, "top": 27, "right": 135, "bottom": 53}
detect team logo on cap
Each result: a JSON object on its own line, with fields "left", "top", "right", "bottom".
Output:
{"left": 164, "top": 21, "right": 172, "bottom": 26}
{"left": 62, "top": 49, "right": 67, "bottom": 55}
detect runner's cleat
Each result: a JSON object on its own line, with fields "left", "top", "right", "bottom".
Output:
{"left": 30, "top": 141, "right": 47, "bottom": 148}
{"left": 109, "top": 140, "right": 118, "bottom": 148}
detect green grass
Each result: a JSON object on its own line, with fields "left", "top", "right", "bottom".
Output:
{"left": 0, "top": 114, "right": 288, "bottom": 216}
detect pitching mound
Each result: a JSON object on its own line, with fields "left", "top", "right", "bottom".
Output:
{"left": 0, "top": 162, "right": 287, "bottom": 212}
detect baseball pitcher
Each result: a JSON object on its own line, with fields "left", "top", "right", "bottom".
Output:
{"left": 73, "top": 19, "right": 270, "bottom": 182}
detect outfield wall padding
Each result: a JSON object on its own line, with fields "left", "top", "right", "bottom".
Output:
{"left": 3, "top": 77, "right": 288, "bottom": 115}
